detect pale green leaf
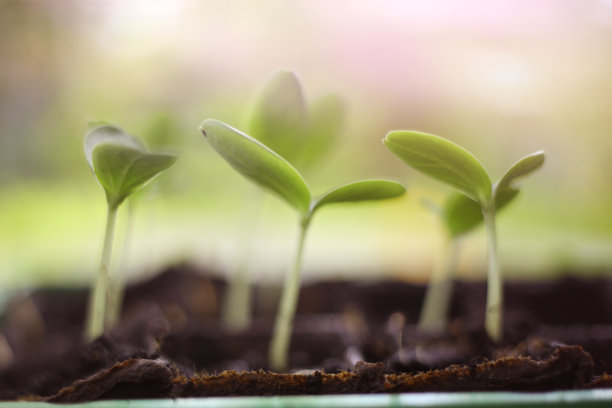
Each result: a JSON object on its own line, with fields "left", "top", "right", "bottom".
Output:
{"left": 443, "top": 187, "right": 519, "bottom": 237}
{"left": 92, "top": 144, "right": 176, "bottom": 208}
{"left": 443, "top": 193, "right": 482, "bottom": 237}
{"left": 311, "top": 180, "right": 405, "bottom": 214}
{"left": 300, "top": 93, "right": 344, "bottom": 166}
{"left": 201, "top": 119, "right": 311, "bottom": 215}
{"left": 495, "top": 150, "right": 545, "bottom": 193}
{"left": 84, "top": 125, "right": 145, "bottom": 169}
{"left": 495, "top": 186, "right": 520, "bottom": 212}
{"left": 144, "top": 112, "right": 178, "bottom": 150}
{"left": 248, "top": 70, "right": 308, "bottom": 162}
{"left": 383, "top": 131, "right": 492, "bottom": 204}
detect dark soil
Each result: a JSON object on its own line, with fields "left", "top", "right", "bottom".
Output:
{"left": 1, "top": 264, "right": 611, "bottom": 401}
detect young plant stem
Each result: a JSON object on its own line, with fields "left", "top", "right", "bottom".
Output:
{"left": 85, "top": 203, "right": 118, "bottom": 341}
{"left": 418, "top": 237, "right": 459, "bottom": 333}
{"left": 222, "top": 261, "right": 253, "bottom": 332}
{"left": 222, "top": 188, "right": 264, "bottom": 332}
{"left": 269, "top": 217, "right": 310, "bottom": 371}
{"left": 483, "top": 205, "right": 502, "bottom": 342}
{"left": 107, "top": 199, "right": 136, "bottom": 329}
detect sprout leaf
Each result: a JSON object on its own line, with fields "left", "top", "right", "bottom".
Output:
{"left": 312, "top": 180, "right": 405, "bottom": 214}
{"left": 384, "top": 131, "right": 492, "bottom": 204}
{"left": 443, "top": 193, "right": 483, "bottom": 238}
{"left": 494, "top": 186, "right": 520, "bottom": 212}
{"left": 86, "top": 126, "right": 175, "bottom": 209}
{"left": 92, "top": 145, "right": 176, "bottom": 209}
{"left": 301, "top": 93, "right": 344, "bottom": 166}
{"left": 249, "top": 70, "right": 308, "bottom": 162}
{"left": 85, "top": 125, "right": 145, "bottom": 170}
{"left": 201, "top": 119, "right": 311, "bottom": 215}
{"left": 444, "top": 187, "right": 519, "bottom": 237}
{"left": 495, "top": 150, "right": 545, "bottom": 193}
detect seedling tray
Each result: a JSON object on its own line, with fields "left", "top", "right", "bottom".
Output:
{"left": 3, "top": 390, "right": 612, "bottom": 408}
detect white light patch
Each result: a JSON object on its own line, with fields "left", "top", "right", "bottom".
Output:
{"left": 457, "top": 49, "right": 537, "bottom": 113}
{"left": 89, "top": 0, "right": 188, "bottom": 58}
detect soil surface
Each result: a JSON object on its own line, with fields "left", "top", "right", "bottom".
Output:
{"left": 1, "top": 264, "right": 612, "bottom": 401}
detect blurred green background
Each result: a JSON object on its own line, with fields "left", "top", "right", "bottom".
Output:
{"left": 1, "top": 0, "right": 611, "bottom": 292}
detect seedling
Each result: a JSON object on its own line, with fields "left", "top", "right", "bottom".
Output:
{"left": 249, "top": 69, "right": 343, "bottom": 169}
{"left": 383, "top": 131, "right": 544, "bottom": 341}
{"left": 418, "top": 188, "right": 519, "bottom": 333}
{"left": 84, "top": 125, "right": 176, "bottom": 341}
{"left": 105, "top": 114, "right": 180, "bottom": 328}
{"left": 200, "top": 119, "right": 405, "bottom": 371}
{"left": 223, "top": 70, "right": 344, "bottom": 331}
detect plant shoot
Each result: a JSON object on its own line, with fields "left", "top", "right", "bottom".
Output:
{"left": 84, "top": 125, "right": 176, "bottom": 341}
{"left": 418, "top": 188, "right": 519, "bottom": 333}
{"left": 201, "top": 119, "right": 405, "bottom": 371}
{"left": 223, "top": 70, "right": 344, "bottom": 331}
{"left": 249, "top": 69, "right": 344, "bottom": 170}
{"left": 383, "top": 130, "right": 544, "bottom": 341}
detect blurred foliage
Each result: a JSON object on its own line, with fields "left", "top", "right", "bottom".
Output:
{"left": 0, "top": 0, "right": 611, "bottom": 289}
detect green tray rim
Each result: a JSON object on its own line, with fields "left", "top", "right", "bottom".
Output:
{"left": 3, "top": 390, "right": 612, "bottom": 408}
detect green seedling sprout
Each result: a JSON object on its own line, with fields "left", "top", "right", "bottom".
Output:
{"left": 418, "top": 188, "right": 519, "bottom": 333}
{"left": 104, "top": 114, "right": 181, "bottom": 328}
{"left": 249, "top": 69, "right": 344, "bottom": 170}
{"left": 249, "top": 69, "right": 308, "bottom": 164}
{"left": 383, "top": 131, "right": 544, "bottom": 342}
{"left": 84, "top": 125, "right": 176, "bottom": 341}
{"left": 223, "top": 70, "right": 344, "bottom": 332}
{"left": 200, "top": 119, "right": 405, "bottom": 371}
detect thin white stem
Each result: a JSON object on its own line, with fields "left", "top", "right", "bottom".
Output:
{"left": 418, "top": 236, "right": 459, "bottom": 333}
{"left": 222, "top": 263, "right": 252, "bottom": 332}
{"left": 483, "top": 206, "right": 502, "bottom": 342}
{"left": 222, "top": 187, "right": 264, "bottom": 332}
{"left": 268, "top": 218, "right": 309, "bottom": 372}
{"left": 85, "top": 203, "right": 118, "bottom": 341}
{"left": 107, "top": 200, "right": 135, "bottom": 329}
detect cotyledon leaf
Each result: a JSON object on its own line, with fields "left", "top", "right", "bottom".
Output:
{"left": 443, "top": 187, "right": 520, "bottom": 237}
{"left": 85, "top": 125, "right": 145, "bottom": 170}
{"left": 91, "top": 144, "right": 176, "bottom": 208}
{"left": 300, "top": 93, "right": 344, "bottom": 167}
{"left": 248, "top": 69, "right": 309, "bottom": 163}
{"left": 311, "top": 179, "right": 405, "bottom": 215}
{"left": 383, "top": 131, "right": 492, "bottom": 204}
{"left": 495, "top": 150, "right": 545, "bottom": 194}
{"left": 201, "top": 119, "right": 311, "bottom": 215}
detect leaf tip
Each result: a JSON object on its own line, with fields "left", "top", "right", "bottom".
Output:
{"left": 381, "top": 130, "right": 394, "bottom": 144}
{"left": 532, "top": 150, "right": 546, "bottom": 162}
{"left": 200, "top": 119, "right": 223, "bottom": 139}
{"left": 382, "top": 129, "right": 423, "bottom": 146}
{"left": 272, "top": 68, "right": 300, "bottom": 83}
{"left": 382, "top": 131, "right": 402, "bottom": 151}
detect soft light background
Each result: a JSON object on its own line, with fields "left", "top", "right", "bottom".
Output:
{"left": 1, "top": 0, "right": 611, "bottom": 292}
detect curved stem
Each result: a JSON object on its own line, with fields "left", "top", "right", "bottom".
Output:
{"left": 85, "top": 203, "right": 118, "bottom": 341}
{"left": 269, "top": 218, "right": 310, "bottom": 372}
{"left": 418, "top": 236, "right": 459, "bottom": 333}
{"left": 483, "top": 206, "right": 502, "bottom": 342}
